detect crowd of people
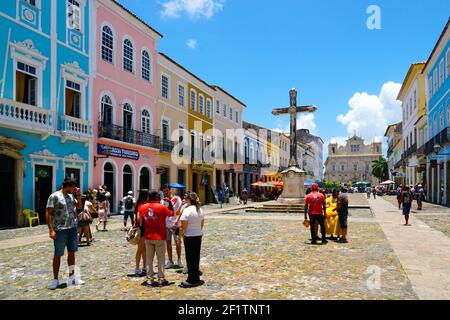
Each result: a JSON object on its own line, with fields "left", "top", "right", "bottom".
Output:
{"left": 45, "top": 178, "right": 205, "bottom": 290}
{"left": 395, "top": 184, "right": 426, "bottom": 226}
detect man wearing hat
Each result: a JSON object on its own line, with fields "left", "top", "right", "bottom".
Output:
{"left": 122, "top": 191, "right": 136, "bottom": 230}
{"left": 304, "top": 184, "right": 328, "bottom": 245}
{"left": 416, "top": 184, "right": 425, "bottom": 210}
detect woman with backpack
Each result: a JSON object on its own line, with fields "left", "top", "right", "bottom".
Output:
{"left": 177, "top": 192, "right": 205, "bottom": 288}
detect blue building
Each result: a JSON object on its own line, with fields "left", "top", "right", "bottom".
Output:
{"left": 0, "top": 0, "right": 93, "bottom": 227}
{"left": 243, "top": 122, "right": 266, "bottom": 192}
{"left": 424, "top": 18, "right": 450, "bottom": 207}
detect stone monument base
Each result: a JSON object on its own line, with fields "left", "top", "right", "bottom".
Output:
{"left": 277, "top": 166, "right": 306, "bottom": 204}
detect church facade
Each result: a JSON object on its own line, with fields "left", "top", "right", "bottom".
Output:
{"left": 324, "top": 135, "right": 383, "bottom": 186}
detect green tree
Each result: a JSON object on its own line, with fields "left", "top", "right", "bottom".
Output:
{"left": 372, "top": 156, "right": 388, "bottom": 183}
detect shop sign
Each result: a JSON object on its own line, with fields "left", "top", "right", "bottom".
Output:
{"left": 157, "top": 167, "right": 167, "bottom": 175}
{"left": 98, "top": 144, "right": 139, "bottom": 161}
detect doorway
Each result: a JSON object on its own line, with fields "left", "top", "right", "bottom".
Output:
{"left": 192, "top": 173, "right": 198, "bottom": 195}
{"left": 103, "top": 162, "right": 115, "bottom": 212}
{"left": 123, "top": 165, "right": 133, "bottom": 197}
{"left": 35, "top": 165, "right": 53, "bottom": 223}
{"left": 140, "top": 167, "right": 151, "bottom": 190}
{"left": 0, "top": 156, "right": 16, "bottom": 228}
{"left": 204, "top": 174, "right": 211, "bottom": 204}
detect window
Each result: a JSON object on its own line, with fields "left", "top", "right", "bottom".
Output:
{"left": 414, "top": 90, "right": 417, "bottom": 110}
{"left": 65, "top": 80, "right": 81, "bottom": 118}
{"left": 141, "top": 50, "right": 151, "bottom": 82}
{"left": 123, "top": 39, "right": 134, "bottom": 73}
{"left": 353, "top": 163, "right": 358, "bottom": 171}
{"left": 428, "top": 77, "right": 433, "bottom": 100}
{"left": 206, "top": 99, "right": 212, "bottom": 118}
{"left": 67, "top": 0, "right": 81, "bottom": 31}
{"left": 216, "top": 100, "right": 220, "bottom": 114}
{"left": 162, "top": 119, "right": 169, "bottom": 141}
{"left": 161, "top": 75, "right": 169, "bottom": 99}
{"left": 198, "top": 95, "right": 204, "bottom": 114}
{"left": 25, "top": 0, "right": 37, "bottom": 7}
{"left": 15, "top": 62, "right": 37, "bottom": 106}
{"left": 141, "top": 110, "right": 151, "bottom": 134}
{"left": 235, "top": 111, "right": 239, "bottom": 123}
{"left": 440, "top": 111, "right": 445, "bottom": 129}
{"left": 332, "top": 164, "right": 336, "bottom": 172}
{"left": 190, "top": 90, "right": 196, "bottom": 111}
{"left": 223, "top": 104, "right": 227, "bottom": 117}
{"left": 101, "top": 95, "right": 113, "bottom": 125}
{"left": 123, "top": 103, "right": 133, "bottom": 130}
{"left": 341, "top": 164, "right": 345, "bottom": 172}
{"left": 447, "top": 48, "right": 450, "bottom": 79}
{"left": 229, "top": 107, "right": 233, "bottom": 121}
{"left": 434, "top": 69, "right": 438, "bottom": 94}
{"left": 178, "top": 84, "right": 185, "bottom": 107}
{"left": 409, "top": 97, "right": 413, "bottom": 115}
{"left": 439, "top": 59, "right": 444, "bottom": 87}
{"left": 101, "top": 25, "right": 113, "bottom": 63}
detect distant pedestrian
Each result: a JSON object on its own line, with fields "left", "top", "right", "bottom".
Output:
{"left": 304, "top": 184, "right": 327, "bottom": 245}
{"left": 416, "top": 185, "right": 425, "bottom": 210}
{"left": 241, "top": 188, "right": 249, "bottom": 205}
{"left": 334, "top": 191, "right": 349, "bottom": 243}
{"left": 78, "top": 194, "right": 96, "bottom": 245}
{"left": 46, "top": 178, "right": 84, "bottom": 290}
{"left": 396, "top": 185, "right": 403, "bottom": 209}
{"left": 372, "top": 187, "right": 377, "bottom": 199}
{"left": 161, "top": 185, "right": 183, "bottom": 270}
{"left": 96, "top": 191, "right": 108, "bottom": 232}
{"left": 400, "top": 186, "right": 413, "bottom": 226}
{"left": 177, "top": 192, "right": 205, "bottom": 288}
{"left": 218, "top": 189, "right": 224, "bottom": 208}
{"left": 132, "top": 189, "right": 149, "bottom": 277}
{"left": 139, "top": 191, "right": 174, "bottom": 286}
{"left": 366, "top": 186, "right": 371, "bottom": 199}
{"left": 122, "top": 191, "right": 136, "bottom": 230}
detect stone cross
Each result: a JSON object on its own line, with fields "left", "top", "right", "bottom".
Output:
{"left": 272, "top": 88, "right": 317, "bottom": 168}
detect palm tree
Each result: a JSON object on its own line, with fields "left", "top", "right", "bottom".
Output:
{"left": 372, "top": 156, "right": 388, "bottom": 183}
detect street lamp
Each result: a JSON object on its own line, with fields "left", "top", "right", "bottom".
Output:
{"left": 94, "top": 145, "right": 112, "bottom": 167}
{"left": 433, "top": 144, "right": 450, "bottom": 156}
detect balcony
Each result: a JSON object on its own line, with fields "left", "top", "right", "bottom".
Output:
{"left": 160, "top": 139, "right": 175, "bottom": 153}
{"left": 402, "top": 143, "right": 417, "bottom": 159}
{"left": 59, "top": 115, "right": 92, "bottom": 143}
{"left": 98, "top": 122, "right": 160, "bottom": 149}
{"left": 424, "top": 127, "right": 450, "bottom": 155}
{"left": 0, "top": 97, "right": 55, "bottom": 138}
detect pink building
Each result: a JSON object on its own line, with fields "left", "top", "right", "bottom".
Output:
{"left": 92, "top": 0, "right": 162, "bottom": 212}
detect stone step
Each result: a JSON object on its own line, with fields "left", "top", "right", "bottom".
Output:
{"left": 246, "top": 209, "right": 305, "bottom": 213}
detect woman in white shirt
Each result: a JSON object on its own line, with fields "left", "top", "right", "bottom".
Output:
{"left": 177, "top": 192, "right": 204, "bottom": 288}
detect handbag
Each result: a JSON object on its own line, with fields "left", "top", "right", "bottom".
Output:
{"left": 303, "top": 219, "right": 310, "bottom": 229}
{"left": 126, "top": 227, "right": 141, "bottom": 245}
{"left": 78, "top": 211, "right": 93, "bottom": 224}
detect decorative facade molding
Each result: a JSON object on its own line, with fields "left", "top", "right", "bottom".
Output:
{"left": 31, "top": 149, "right": 57, "bottom": 158}
{"left": 10, "top": 39, "right": 48, "bottom": 69}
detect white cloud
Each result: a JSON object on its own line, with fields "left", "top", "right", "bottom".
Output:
{"left": 186, "top": 39, "right": 198, "bottom": 49}
{"left": 161, "top": 0, "right": 225, "bottom": 19}
{"left": 336, "top": 81, "right": 402, "bottom": 144}
{"left": 272, "top": 113, "right": 318, "bottom": 135}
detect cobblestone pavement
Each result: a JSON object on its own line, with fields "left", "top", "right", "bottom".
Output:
{"left": 0, "top": 198, "right": 417, "bottom": 300}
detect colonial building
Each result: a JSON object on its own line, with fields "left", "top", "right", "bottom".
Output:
{"left": 297, "top": 129, "right": 324, "bottom": 182}
{"left": 397, "top": 62, "right": 427, "bottom": 187}
{"left": 423, "top": 18, "right": 450, "bottom": 206}
{"left": 384, "top": 122, "right": 404, "bottom": 185}
{"left": 92, "top": 0, "right": 162, "bottom": 212}
{"left": 324, "top": 135, "right": 383, "bottom": 185}
{"left": 212, "top": 86, "right": 246, "bottom": 195}
{"left": 0, "top": 0, "right": 92, "bottom": 227}
{"left": 156, "top": 53, "right": 189, "bottom": 193}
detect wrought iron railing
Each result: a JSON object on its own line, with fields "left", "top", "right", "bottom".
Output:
{"left": 98, "top": 122, "right": 160, "bottom": 149}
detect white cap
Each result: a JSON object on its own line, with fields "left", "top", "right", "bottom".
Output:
{"left": 127, "top": 191, "right": 133, "bottom": 195}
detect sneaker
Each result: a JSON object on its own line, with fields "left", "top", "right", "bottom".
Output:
{"left": 134, "top": 268, "right": 141, "bottom": 276}
{"left": 68, "top": 275, "right": 85, "bottom": 286}
{"left": 49, "top": 279, "right": 59, "bottom": 290}
{"left": 146, "top": 278, "right": 156, "bottom": 286}
{"left": 140, "top": 268, "right": 147, "bottom": 276}
{"left": 177, "top": 259, "right": 184, "bottom": 269}
{"left": 165, "top": 261, "right": 174, "bottom": 269}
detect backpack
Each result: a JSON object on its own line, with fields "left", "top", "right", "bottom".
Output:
{"left": 402, "top": 192, "right": 411, "bottom": 205}
{"left": 124, "top": 196, "right": 134, "bottom": 210}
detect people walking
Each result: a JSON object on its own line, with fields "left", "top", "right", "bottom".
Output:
{"left": 122, "top": 191, "right": 136, "bottom": 230}
{"left": 241, "top": 188, "right": 249, "bottom": 205}
{"left": 304, "top": 184, "right": 327, "bottom": 245}
{"left": 325, "top": 189, "right": 341, "bottom": 240}
{"left": 366, "top": 186, "right": 371, "bottom": 199}
{"left": 218, "top": 189, "right": 224, "bottom": 208}
{"left": 133, "top": 189, "right": 149, "bottom": 277}
{"left": 416, "top": 184, "right": 425, "bottom": 210}
{"left": 161, "top": 185, "right": 183, "bottom": 269}
{"left": 372, "top": 187, "right": 377, "bottom": 199}
{"left": 396, "top": 185, "right": 403, "bottom": 209}
{"left": 334, "top": 191, "right": 349, "bottom": 243}
{"left": 78, "top": 194, "right": 96, "bottom": 245}
{"left": 177, "top": 192, "right": 205, "bottom": 288}
{"left": 400, "top": 186, "right": 413, "bottom": 226}
{"left": 139, "top": 191, "right": 174, "bottom": 286}
{"left": 46, "top": 178, "right": 85, "bottom": 290}
{"left": 96, "top": 190, "right": 108, "bottom": 232}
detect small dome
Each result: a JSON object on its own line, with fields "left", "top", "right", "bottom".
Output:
{"left": 373, "top": 136, "right": 381, "bottom": 143}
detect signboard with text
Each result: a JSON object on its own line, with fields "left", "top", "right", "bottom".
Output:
{"left": 97, "top": 144, "right": 140, "bottom": 161}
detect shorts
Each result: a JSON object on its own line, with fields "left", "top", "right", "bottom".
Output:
{"left": 338, "top": 213, "right": 348, "bottom": 229}
{"left": 124, "top": 211, "right": 135, "bottom": 222}
{"left": 403, "top": 204, "right": 411, "bottom": 216}
{"left": 166, "top": 227, "right": 179, "bottom": 241}
{"left": 54, "top": 228, "right": 78, "bottom": 257}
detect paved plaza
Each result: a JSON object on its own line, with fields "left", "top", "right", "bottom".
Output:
{"left": 1, "top": 194, "right": 450, "bottom": 300}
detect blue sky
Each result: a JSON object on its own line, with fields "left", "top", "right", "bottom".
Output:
{"left": 120, "top": 0, "right": 449, "bottom": 153}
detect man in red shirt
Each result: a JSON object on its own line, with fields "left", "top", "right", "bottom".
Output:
{"left": 304, "top": 184, "right": 328, "bottom": 245}
{"left": 139, "top": 191, "right": 174, "bottom": 286}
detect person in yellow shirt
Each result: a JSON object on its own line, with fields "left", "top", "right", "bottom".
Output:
{"left": 325, "top": 189, "right": 341, "bottom": 240}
